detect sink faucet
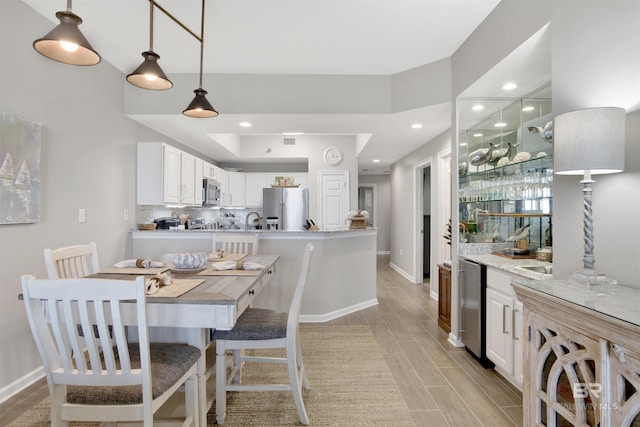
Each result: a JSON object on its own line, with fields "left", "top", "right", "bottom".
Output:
{"left": 245, "top": 211, "right": 261, "bottom": 231}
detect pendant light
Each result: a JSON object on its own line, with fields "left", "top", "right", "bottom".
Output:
{"left": 33, "top": 0, "right": 101, "bottom": 66}
{"left": 126, "top": 1, "right": 172, "bottom": 90}
{"left": 183, "top": 0, "right": 218, "bottom": 118}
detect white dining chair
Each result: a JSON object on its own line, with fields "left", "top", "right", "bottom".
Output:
{"left": 44, "top": 242, "right": 100, "bottom": 279}
{"left": 212, "top": 242, "right": 314, "bottom": 425}
{"left": 21, "top": 275, "right": 200, "bottom": 427}
{"left": 212, "top": 233, "right": 259, "bottom": 254}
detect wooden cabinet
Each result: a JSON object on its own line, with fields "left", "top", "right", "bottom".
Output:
{"left": 485, "top": 267, "right": 523, "bottom": 389}
{"left": 514, "top": 282, "right": 640, "bottom": 427}
{"left": 437, "top": 264, "right": 451, "bottom": 333}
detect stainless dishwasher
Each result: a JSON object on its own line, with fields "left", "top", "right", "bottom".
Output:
{"left": 459, "top": 258, "right": 493, "bottom": 368}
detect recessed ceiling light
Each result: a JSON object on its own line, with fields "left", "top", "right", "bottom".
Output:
{"left": 460, "top": 142, "right": 468, "bottom": 146}
{"left": 494, "top": 122, "right": 507, "bottom": 128}
{"left": 502, "top": 82, "right": 518, "bottom": 90}
{"left": 238, "top": 121, "right": 252, "bottom": 127}
{"left": 373, "top": 159, "right": 380, "bottom": 163}
{"left": 522, "top": 106, "right": 535, "bottom": 112}
{"left": 473, "top": 133, "right": 483, "bottom": 137}
{"left": 411, "top": 123, "right": 423, "bottom": 129}
{"left": 472, "top": 104, "right": 485, "bottom": 111}
{"left": 282, "top": 132, "right": 304, "bottom": 135}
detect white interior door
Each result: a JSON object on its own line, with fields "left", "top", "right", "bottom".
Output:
{"left": 319, "top": 171, "right": 349, "bottom": 230}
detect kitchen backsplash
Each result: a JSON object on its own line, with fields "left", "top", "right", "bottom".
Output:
{"left": 136, "top": 206, "right": 263, "bottom": 230}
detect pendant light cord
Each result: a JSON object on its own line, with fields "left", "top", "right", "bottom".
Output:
{"left": 67, "top": 0, "right": 72, "bottom": 12}
{"left": 149, "top": 1, "right": 154, "bottom": 51}
{"left": 199, "top": 0, "right": 205, "bottom": 88}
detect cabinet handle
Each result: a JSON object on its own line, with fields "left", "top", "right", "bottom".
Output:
{"left": 512, "top": 309, "right": 519, "bottom": 340}
{"left": 249, "top": 289, "right": 255, "bottom": 296}
{"left": 502, "top": 305, "right": 509, "bottom": 334}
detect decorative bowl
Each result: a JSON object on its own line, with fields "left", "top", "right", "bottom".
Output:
{"left": 170, "top": 252, "right": 208, "bottom": 270}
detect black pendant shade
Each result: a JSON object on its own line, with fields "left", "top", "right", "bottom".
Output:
{"left": 33, "top": 10, "right": 101, "bottom": 66}
{"left": 183, "top": 88, "right": 219, "bottom": 118}
{"left": 126, "top": 51, "right": 173, "bottom": 90}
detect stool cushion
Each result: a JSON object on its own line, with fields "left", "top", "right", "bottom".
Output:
{"left": 212, "top": 308, "right": 287, "bottom": 341}
{"left": 67, "top": 344, "right": 200, "bottom": 404}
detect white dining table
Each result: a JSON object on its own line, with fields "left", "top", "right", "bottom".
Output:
{"left": 91, "top": 254, "right": 279, "bottom": 427}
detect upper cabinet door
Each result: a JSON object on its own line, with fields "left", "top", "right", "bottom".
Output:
{"left": 227, "top": 172, "right": 246, "bottom": 207}
{"left": 163, "top": 144, "right": 182, "bottom": 204}
{"left": 180, "top": 152, "right": 196, "bottom": 205}
{"left": 245, "top": 173, "right": 268, "bottom": 207}
{"left": 195, "top": 158, "right": 204, "bottom": 205}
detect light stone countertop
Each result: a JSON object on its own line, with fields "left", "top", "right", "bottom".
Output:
{"left": 512, "top": 276, "right": 640, "bottom": 328}
{"left": 460, "top": 252, "right": 553, "bottom": 281}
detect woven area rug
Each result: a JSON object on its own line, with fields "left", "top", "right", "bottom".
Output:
{"left": 9, "top": 325, "right": 416, "bottom": 426}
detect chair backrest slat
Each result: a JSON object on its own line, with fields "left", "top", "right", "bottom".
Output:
{"left": 44, "top": 242, "right": 100, "bottom": 279}
{"left": 212, "top": 234, "right": 259, "bottom": 255}
{"left": 21, "top": 276, "right": 146, "bottom": 387}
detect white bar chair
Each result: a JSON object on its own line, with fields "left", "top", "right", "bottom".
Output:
{"left": 212, "top": 233, "right": 259, "bottom": 255}
{"left": 212, "top": 242, "right": 314, "bottom": 425}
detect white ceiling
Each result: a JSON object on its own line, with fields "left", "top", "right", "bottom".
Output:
{"left": 23, "top": 0, "right": 509, "bottom": 173}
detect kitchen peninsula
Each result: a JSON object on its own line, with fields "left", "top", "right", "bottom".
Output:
{"left": 129, "top": 228, "right": 378, "bottom": 322}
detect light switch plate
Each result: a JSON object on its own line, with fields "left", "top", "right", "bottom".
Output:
{"left": 78, "top": 208, "right": 86, "bottom": 223}
{"left": 123, "top": 209, "right": 129, "bottom": 221}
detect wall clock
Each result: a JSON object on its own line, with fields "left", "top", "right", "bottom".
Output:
{"left": 323, "top": 147, "right": 343, "bottom": 165}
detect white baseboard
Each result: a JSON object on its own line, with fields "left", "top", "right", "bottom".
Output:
{"left": 430, "top": 290, "right": 438, "bottom": 300}
{"left": 448, "top": 332, "right": 464, "bottom": 348}
{"left": 299, "top": 299, "right": 379, "bottom": 323}
{"left": 388, "top": 262, "right": 416, "bottom": 283}
{"left": 0, "top": 366, "right": 44, "bottom": 404}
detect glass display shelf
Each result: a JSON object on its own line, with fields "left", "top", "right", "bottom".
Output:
{"left": 459, "top": 154, "right": 553, "bottom": 184}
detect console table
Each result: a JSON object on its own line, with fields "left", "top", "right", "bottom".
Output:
{"left": 513, "top": 278, "right": 640, "bottom": 427}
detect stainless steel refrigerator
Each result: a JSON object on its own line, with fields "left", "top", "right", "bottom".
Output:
{"left": 262, "top": 187, "right": 308, "bottom": 231}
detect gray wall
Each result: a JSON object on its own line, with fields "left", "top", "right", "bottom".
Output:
{"left": 442, "top": 0, "right": 640, "bottom": 343}
{"left": 389, "top": 129, "right": 451, "bottom": 282}
{"left": 0, "top": 0, "right": 183, "bottom": 400}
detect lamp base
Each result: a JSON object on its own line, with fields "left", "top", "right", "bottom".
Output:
{"left": 567, "top": 268, "right": 617, "bottom": 290}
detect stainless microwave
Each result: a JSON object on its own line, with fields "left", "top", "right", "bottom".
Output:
{"left": 203, "top": 178, "right": 221, "bottom": 206}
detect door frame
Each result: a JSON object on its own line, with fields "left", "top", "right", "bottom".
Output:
{"left": 413, "top": 147, "right": 451, "bottom": 297}
{"left": 413, "top": 157, "right": 432, "bottom": 285}
{"left": 357, "top": 182, "right": 378, "bottom": 228}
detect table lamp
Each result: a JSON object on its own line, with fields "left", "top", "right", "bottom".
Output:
{"left": 553, "top": 106, "right": 626, "bottom": 288}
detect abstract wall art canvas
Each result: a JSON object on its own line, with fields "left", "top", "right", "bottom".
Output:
{"left": 0, "top": 112, "right": 41, "bottom": 224}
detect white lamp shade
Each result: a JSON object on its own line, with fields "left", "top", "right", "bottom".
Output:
{"left": 554, "top": 107, "right": 626, "bottom": 175}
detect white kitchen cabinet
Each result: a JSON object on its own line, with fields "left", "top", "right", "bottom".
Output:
{"left": 137, "top": 142, "right": 180, "bottom": 205}
{"left": 180, "top": 152, "right": 196, "bottom": 205}
{"left": 227, "top": 171, "right": 246, "bottom": 207}
{"left": 214, "top": 166, "right": 228, "bottom": 205}
{"left": 195, "top": 157, "right": 204, "bottom": 205}
{"left": 203, "top": 161, "right": 216, "bottom": 179}
{"left": 245, "top": 173, "right": 268, "bottom": 207}
{"left": 162, "top": 144, "right": 182, "bottom": 204}
{"left": 137, "top": 142, "right": 205, "bottom": 206}
{"left": 485, "top": 267, "right": 523, "bottom": 389}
